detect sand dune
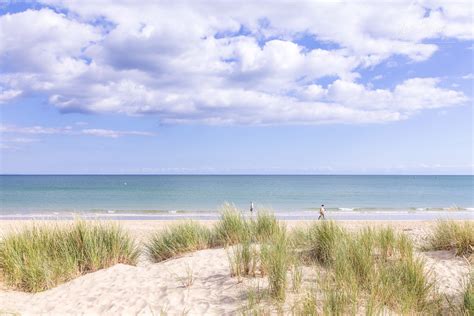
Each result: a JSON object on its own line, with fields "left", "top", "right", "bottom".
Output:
{"left": 0, "top": 248, "right": 251, "bottom": 315}
{"left": 0, "top": 220, "right": 471, "bottom": 315}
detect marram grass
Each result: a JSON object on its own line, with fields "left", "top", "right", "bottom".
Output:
{"left": 302, "top": 220, "right": 345, "bottom": 265}
{"left": 261, "top": 228, "right": 290, "bottom": 302}
{"left": 211, "top": 204, "right": 249, "bottom": 246}
{"left": 145, "top": 221, "right": 211, "bottom": 262}
{"left": 227, "top": 239, "right": 259, "bottom": 280}
{"left": 211, "top": 205, "right": 282, "bottom": 246}
{"left": 463, "top": 273, "right": 474, "bottom": 315}
{"left": 428, "top": 220, "right": 473, "bottom": 256}
{"left": 290, "top": 223, "right": 440, "bottom": 315}
{"left": 251, "top": 211, "right": 281, "bottom": 242}
{"left": 0, "top": 221, "right": 139, "bottom": 292}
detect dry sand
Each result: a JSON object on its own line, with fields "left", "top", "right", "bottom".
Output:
{"left": 0, "top": 220, "right": 471, "bottom": 315}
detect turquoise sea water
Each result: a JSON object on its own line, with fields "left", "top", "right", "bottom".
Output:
{"left": 0, "top": 175, "right": 473, "bottom": 220}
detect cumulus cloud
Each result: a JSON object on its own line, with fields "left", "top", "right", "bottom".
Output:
{"left": 323, "top": 77, "right": 467, "bottom": 111}
{"left": 0, "top": 1, "right": 471, "bottom": 124}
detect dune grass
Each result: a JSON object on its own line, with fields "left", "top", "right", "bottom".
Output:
{"left": 289, "top": 222, "right": 439, "bottom": 315}
{"left": 0, "top": 221, "right": 138, "bottom": 292}
{"left": 298, "top": 220, "right": 345, "bottom": 265}
{"left": 261, "top": 228, "right": 290, "bottom": 301}
{"left": 217, "top": 209, "right": 291, "bottom": 301}
{"left": 225, "top": 216, "right": 289, "bottom": 297}
{"left": 251, "top": 211, "right": 281, "bottom": 242}
{"left": 230, "top": 219, "right": 439, "bottom": 313}
{"left": 463, "top": 273, "right": 474, "bottom": 315}
{"left": 427, "top": 220, "right": 474, "bottom": 256}
{"left": 227, "top": 240, "right": 259, "bottom": 281}
{"left": 145, "top": 221, "right": 211, "bottom": 262}
{"left": 291, "top": 261, "right": 303, "bottom": 293}
{"left": 212, "top": 204, "right": 282, "bottom": 246}
{"left": 211, "top": 204, "right": 249, "bottom": 246}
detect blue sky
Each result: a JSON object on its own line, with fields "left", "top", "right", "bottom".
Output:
{"left": 0, "top": 1, "right": 472, "bottom": 174}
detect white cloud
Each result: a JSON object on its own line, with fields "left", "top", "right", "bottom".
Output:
{"left": 0, "top": 125, "right": 154, "bottom": 138}
{"left": 392, "top": 78, "right": 467, "bottom": 111}
{"left": 372, "top": 75, "right": 384, "bottom": 81}
{"left": 3, "top": 137, "right": 39, "bottom": 143}
{"left": 0, "top": 125, "right": 72, "bottom": 134}
{"left": 324, "top": 77, "right": 467, "bottom": 111}
{"left": 462, "top": 73, "right": 474, "bottom": 80}
{"left": 0, "top": 88, "right": 22, "bottom": 103}
{"left": 0, "top": 9, "right": 99, "bottom": 74}
{"left": 0, "top": 1, "right": 471, "bottom": 125}
{"left": 0, "top": 136, "right": 39, "bottom": 151}
{"left": 81, "top": 129, "right": 154, "bottom": 138}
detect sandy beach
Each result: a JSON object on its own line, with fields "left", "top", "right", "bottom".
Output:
{"left": 0, "top": 219, "right": 471, "bottom": 315}
{"left": 2, "top": 0, "right": 473, "bottom": 313}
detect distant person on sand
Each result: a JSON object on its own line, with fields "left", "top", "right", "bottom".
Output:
{"left": 250, "top": 202, "right": 254, "bottom": 214}
{"left": 318, "top": 204, "right": 326, "bottom": 220}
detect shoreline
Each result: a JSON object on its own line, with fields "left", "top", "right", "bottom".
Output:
{"left": 0, "top": 209, "right": 472, "bottom": 221}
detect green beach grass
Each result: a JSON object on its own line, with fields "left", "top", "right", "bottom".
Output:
{"left": 239, "top": 220, "right": 448, "bottom": 315}
{"left": 1, "top": 212, "right": 470, "bottom": 314}
{"left": 211, "top": 204, "right": 249, "bottom": 246}
{"left": 260, "top": 228, "right": 290, "bottom": 301}
{"left": 427, "top": 220, "right": 474, "bottom": 256}
{"left": 464, "top": 273, "right": 474, "bottom": 315}
{"left": 145, "top": 221, "right": 211, "bottom": 262}
{"left": 0, "top": 221, "right": 139, "bottom": 292}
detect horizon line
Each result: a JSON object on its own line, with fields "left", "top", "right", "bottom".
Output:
{"left": 1, "top": 173, "right": 473, "bottom": 176}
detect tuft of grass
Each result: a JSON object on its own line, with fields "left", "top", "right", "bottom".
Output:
{"left": 227, "top": 239, "right": 259, "bottom": 280}
{"left": 212, "top": 206, "right": 281, "bottom": 246}
{"left": 291, "top": 262, "right": 303, "bottom": 293}
{"left": 261, "top": 228, "right": 290, "bottom": 302}
{"left": 346, "top": 227, "right": 436, "bottom": 314}
{"left": 294, "top": 292, "right": 318, "bottom": 316}
{"left": 321, "top": 279, "right": 358, "bottom": 315}
{"left": 252, "top": 211, "right": 281, "bottom": 242}
{"left": 240, "top": 281, "right": 269, "bottom": 315}
{"left": 336, "top": 232, "right": 374, "bottom": 291}
{"left": 305, "top": 220, "right": 345, "bottom": 265}
{"left": 376, "top": 227, "right": 396, "bottom": 259}
{"left": 396, "top": 232, "right": 414, "bottom": 260}
{"left": 0, "top": 221, "right": 138, "bottom": 292}
{"left": 376, "top": 256, "right": 438, "bottom": 314}
{"left": 145, "top": 221, "right": 211, "bottom": 262}
{"left": 212, "top": 204, "right": 249, "bottom": 246}
{"left": 294, "top": 276, "right": 358, "bottom": 316}
{"left": 463, "top": 273, "right": 474, "bottom": 315}
{"left": 428, "top": 220, "right": 474, "bottom": 256}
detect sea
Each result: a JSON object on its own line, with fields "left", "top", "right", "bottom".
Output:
{"left": 0, "top": 175, "right": 472, "bottom": 220}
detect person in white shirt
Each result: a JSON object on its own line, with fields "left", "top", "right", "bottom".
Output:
{"left": 250, "top": 202, "right": 254, "bottom": 213}
{"left": 318, "top": 204, "right": 326, "bottom": 220}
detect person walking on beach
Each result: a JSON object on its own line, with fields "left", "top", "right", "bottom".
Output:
{"left": 318, "top": 204, "right": 326, "bottom": 220}
{"left": 250, "top": 201, "right": 254, "bottom": 214}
